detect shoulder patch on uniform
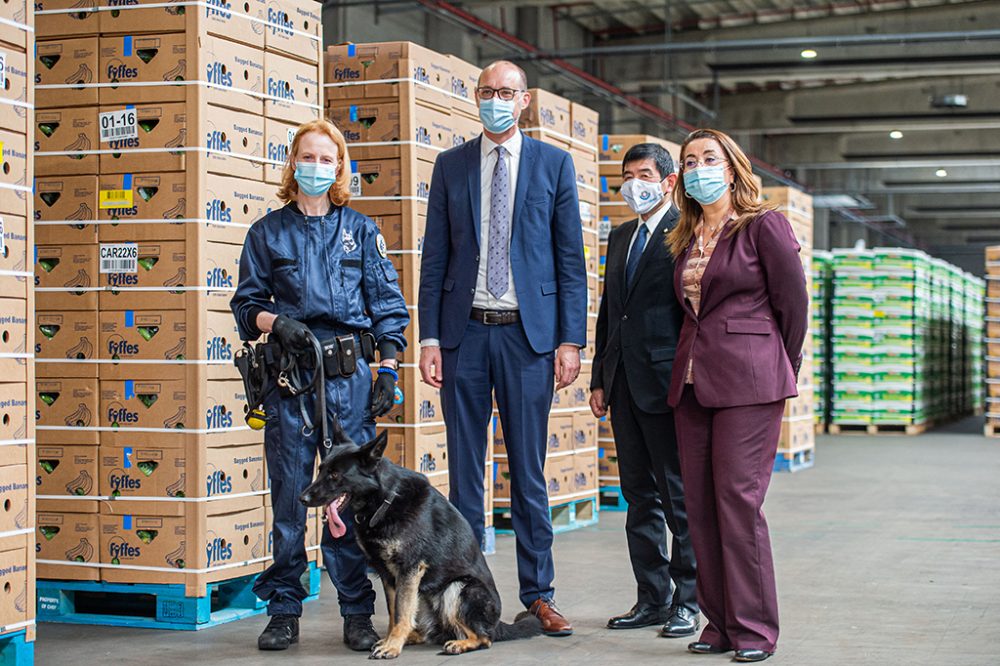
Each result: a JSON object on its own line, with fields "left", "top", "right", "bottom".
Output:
{"left": 376, "top": 233, "right": 388, "bottom": 258}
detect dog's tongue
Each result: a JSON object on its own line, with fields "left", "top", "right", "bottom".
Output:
{"left": 325, "top": 499, "right": 347, "bottom": 539}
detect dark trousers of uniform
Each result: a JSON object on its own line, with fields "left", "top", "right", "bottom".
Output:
{"left": 441, "top": 320, "right": 556, "bottom": 608}
{"left": 610, "top": 369, "right": 698, "bottom": 611}
{"left": 254, "top": 362, "right": 376, "bottom": 618}
{"left": 674, "top": 385, "right": 784, "bottom": 653}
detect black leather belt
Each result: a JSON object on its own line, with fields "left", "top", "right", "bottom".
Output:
{"left": 470, "top": 308, "right": 521, "bottom": 325}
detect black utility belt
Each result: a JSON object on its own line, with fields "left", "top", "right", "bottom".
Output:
{"left": 261, "top": 331, "right": 376, "bottom": 380}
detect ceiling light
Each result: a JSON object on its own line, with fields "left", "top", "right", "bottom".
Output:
{"left": 889, "top": 130, "right": 903, "bottom": 140}
{"left": 800, "top": 49, "right": 818, "bottom": 59}
{"left": 936, "top": 169, "right": 948, "bottom": 178}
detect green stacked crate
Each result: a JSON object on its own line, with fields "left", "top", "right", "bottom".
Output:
{"left": 928, "top": 258, "right": 952, "bottom": 424}
{"left": 966, "top": 275, "right": 985, "bottom": 416}
{"left": 811, "top": 252, "right": 832, "bottom": 428}
{"left": 830, "top": 250, "right": 877, "bottom": 425}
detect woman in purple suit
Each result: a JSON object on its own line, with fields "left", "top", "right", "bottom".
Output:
{"left": 666, "top": 129, "right": 808, "bottom": 663}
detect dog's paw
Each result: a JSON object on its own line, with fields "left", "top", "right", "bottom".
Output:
{"left": 442, "top": 640, "right": 468, "bottom": 655}
{"left": 369, "top": 641, "right": 401, "bottom": 660}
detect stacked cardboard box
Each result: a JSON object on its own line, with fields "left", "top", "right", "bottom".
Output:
{"left": 811, "top": 252, "right": 832, "bottom": 429}
{"left": 324, "top": 42, "right": 499, "bottom": 540}
{"left": 984, "top": 247, "right": 1000, "bottom": 435}
{"left": 827, "top": 248, "right": 982, "bottom": 432}
{"left": 33, "top": 0, "right": 324, "bottom": 595}
{"left": 0, "top": 0, "right": 36, "bottom": 650}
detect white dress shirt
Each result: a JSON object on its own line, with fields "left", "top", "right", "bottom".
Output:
{"left": 420, "top": 131, "right": 523, "bottom": 348}
{"left": 474, "top": 131, "right": 522, "bottom": 310}
{"left": 626, "top": 199, "right": 671, "bottom": 265}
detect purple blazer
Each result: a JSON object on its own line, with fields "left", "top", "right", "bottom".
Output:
{"left": 667, "top": 210, "right": 809, "bottom": 409}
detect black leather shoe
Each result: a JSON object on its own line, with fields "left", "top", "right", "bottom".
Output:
{"left": 734, "top": 649, "right": 773, "bottom": 662}
{"left": 660, "top": 605, "right": 699, "bottom": 638}
{"left": 688, "top": 641, "right": 729, "bottom": 654}
{"left": 343, "top": 614, "right": 380, "bottom": 652}
{"left": 606, "top": 603, "right": 671, "bottom": 630}
{"left": 258, "top": 614, "right": 299, "bottom": 650}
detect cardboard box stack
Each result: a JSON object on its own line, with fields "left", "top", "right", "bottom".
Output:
{"left": 0, "top": 0, "right": 36, "bottom": 650}
{"left": 827, "top": 248, "right": 982, "bottom": 433}
{"left": 33, "top": 0, "right": 324, "bottom": 596}
{"left": 325, "top": 42, "right": 500, "bottom": 542}
{"left": 811, "top": 251, "right": 832, "bottom": 430}
{"left": 985, "top": 247, "right": 1000, "bottom": 435}
{"left": 761, "top": 187, "right": 815, "bottom": 468}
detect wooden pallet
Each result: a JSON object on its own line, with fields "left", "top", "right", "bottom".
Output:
{"left": 0, "top": 629, "right": 33, "bottom": 665}
{"left": 985, "top": 423, "right": 1000, "bottom": 438}
{"left": 828, "top": 422, "right": 929, "bottom": 436}
{"left": 774, "top": 447, "right": 815, "bottom": 473}
{"left": 598, "top": 485, "right": 628, "bottom": 512}
{"left": 36, "top": 563, "right": 321, "bottom": 631}
{"left": 815, "top": 422, "right": 827, "bottom": 435}
{"left": 494, "top": 495, "right": 599, "bottom": 536}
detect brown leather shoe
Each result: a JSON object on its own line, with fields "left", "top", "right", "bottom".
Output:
{"left": 527, "top": 598, "right": 574, "bottom": 637}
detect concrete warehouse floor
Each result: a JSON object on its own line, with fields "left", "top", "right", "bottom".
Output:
{"left": 35, "top": 416, "right": 1000, "bottom": 666}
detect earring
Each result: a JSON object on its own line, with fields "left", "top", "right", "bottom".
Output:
{"left": 684, "top": 190, "right": 693, "bottom": 199}
{"left": 729, "top": 182, "right": 736, "bottom": 192}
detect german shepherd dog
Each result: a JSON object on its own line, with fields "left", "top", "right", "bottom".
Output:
{"left": 300, "top": 430, "right": 542, "bottom": 659}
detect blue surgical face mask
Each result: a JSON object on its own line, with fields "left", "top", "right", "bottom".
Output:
{"left": 294, "top": 162, "right": 338, "bottom": 197}
{"left": 479, "top": 98, "right": 517, "bottom": 134}
{"left": 683, "top": 165, "right": 729, "bottom": 206}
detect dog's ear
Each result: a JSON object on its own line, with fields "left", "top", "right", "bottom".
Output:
{"left": 359, "top": 430, "right": 389, "bottom": 467}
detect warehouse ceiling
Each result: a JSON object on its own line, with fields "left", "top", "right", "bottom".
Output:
{"left": 328, "top": 0, "right": 1000, "bottom": 272}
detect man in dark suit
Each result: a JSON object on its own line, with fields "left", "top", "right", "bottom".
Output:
{"left": 418, "top": 60, "right": 587, "bottom": 636}
{"left": 590, "top": 143, "right": 699, "bottom": 638}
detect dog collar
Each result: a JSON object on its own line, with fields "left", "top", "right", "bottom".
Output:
{"left": 365, "top": 489, "right": 398, "bottom": 529}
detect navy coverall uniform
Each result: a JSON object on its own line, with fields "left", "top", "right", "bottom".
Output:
{"left": 231, "top": 202, "right": 409, "bottom": 618}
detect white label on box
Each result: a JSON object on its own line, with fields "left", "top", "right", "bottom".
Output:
{"left": 349, "top": 173, "right": 362, "bottom": 197}
{"left": 100, "top": 243, "right": 139, "bottom": 274}
{"left": 99, "top": 108, "right": 138, "bottom": 143}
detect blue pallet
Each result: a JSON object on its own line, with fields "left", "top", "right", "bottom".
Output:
{"left": 37, "top": 563, "right": 321, "bottom": 631}
{"left": 773, "top": 447, "right": 815, "bottom": 473}
{"left": 494, "top": 496, "right": 599, "bottom": 536}
{"left": 599, "top": 486, "right": 628, "bottom": 512}
{"left": 0, "top": 629, "right": 33, "bottom": 665}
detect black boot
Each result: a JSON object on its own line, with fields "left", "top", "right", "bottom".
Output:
{"left": 343, "top": 614, "right": 380, "bottom": 652}
{"left": 258, "top": 614, "right": 299, "bottom": 650}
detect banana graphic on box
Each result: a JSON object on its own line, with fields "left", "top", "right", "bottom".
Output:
{"left": 15, "top": 504, "right": 27, "bottom": 528}
{"left": 165, "top": 542, "right": 185, "bottom": 569}
{"left": 64, "top": 402, "right": 92, "bottom": 427}
{"left": 65, "top": 469, "right": 93, "bottom": 496}
{"left": 64, "top": 63, "right": 94, "bottom": 86}
{"left": 250, "top": 535, "right": 264, "bottom": 559}
{"left": 163, "top": 406, "right": 186, "bottom": 429}
{"left": 162, "top": 197, "right": 185, "bottom": 219}
{"left": 14, "top": 588, "right": 25, "bottom": 613}
{"left": 162, "top": 59, "right": 186, "bottom": 83}
{"left": 165, "top": 473, "right": 185, "bottom": 497}
{"left": 66, "top": 203, "right": 95, "bottom": 232}
{"left": 64, "top": 132, "right": 92, "bottom": 155}
{"left": 13, "top": 419, "right": 25, "bottom": 440}
{"left": 62, "top": 268, "right": 91, "bottom": 289}
{"left": 163, "top": 267, "right": 186, "bottom": 292}
{"left": 65, "top": 538, "right": 95, "bottom": 563}
{"left": 163, "top": 337, "right": 185, "bottom": 360}
{"left": 65, "top": 336, "right": 94, "bottom": 360}
{"left": 250, "top": 468, "right": 263, "bottom": 491}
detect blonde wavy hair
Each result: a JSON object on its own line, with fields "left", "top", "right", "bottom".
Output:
{"left": 667, "top": 128, "right": 772, "bottom": 257}
{"left": 277, "top": 119, "right": 352, "bottom": 207}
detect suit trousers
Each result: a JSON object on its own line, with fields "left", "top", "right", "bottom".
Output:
{"left": 610, "top": 369, "right": 698, "bottom": 611}
{"left": 674, "top": 385, "right": 784, "bottom": 652}
{"left": 441, "top": 320, "right": 556, "bottom": 607}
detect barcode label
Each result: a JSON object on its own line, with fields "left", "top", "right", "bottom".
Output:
{"left": 349, "top": 173, "right": 362, "bottom": 197}
{"left": 99, "top": 108, "right": 138, "bottom": 143}
{"left": 100, "top": 243, "right": 138, "bottom": 274}
{"left": 100, "top": 189, "right": 134, "bottom": 209}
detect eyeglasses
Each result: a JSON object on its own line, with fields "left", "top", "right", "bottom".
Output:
{"left": 682, "top": 156, "right": 728, "bottom": 171}
{"left": 476, "top": 87, "right": 524, "bottom": 101}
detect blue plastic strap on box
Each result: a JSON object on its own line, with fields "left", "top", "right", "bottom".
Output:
{"left": 123, "top": 515, "right": 132, "bottom": 530}
{"left": 351, "top": 159, "right": 358, "bottom": 173}
{"left": 599, "top": 447, "right": 605, "bottom": 458}
{"left": 125, "top": 311, "right": 134, "bottom": 327}
{"left": 349, "top": 105, "right": 358, "bottom": 122}
{"left": 493, "top": 462, "right": 497, "bottom": 481}
{"left": 123, "top": 36, "right": 133, "bottom": 57}
{"left": 602, "top": 135, "right": 609, "bottom": 151}
{"left": 126, "top": 104, "right": 135, "bottom": 111}
{"left": 123, "top": 447, "right": 132, "bottom": 468}
{"left": 123, "top": 173, "right": 133, "bottom": 190}
{"left": 124, "top": 380, "right": 135, "bottom": 400}
{"left": 347, "top": 44, "right": 356, "bottom": 57}
{"left": 600, "top": 176, "right": 608, "bottom": 193}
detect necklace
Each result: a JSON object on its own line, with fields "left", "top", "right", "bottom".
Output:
{"left": 694, "top": 218, "right": 726, "bottom": 269}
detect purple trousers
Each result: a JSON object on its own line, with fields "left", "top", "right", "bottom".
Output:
{"left": 675, "top": 386, "right": 784, "bottom": 653}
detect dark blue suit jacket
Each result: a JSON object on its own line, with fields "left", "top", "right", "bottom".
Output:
{"left": 418, "top": 134, "right": 587, "bottom": 354}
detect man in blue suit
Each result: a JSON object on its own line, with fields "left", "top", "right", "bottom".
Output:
{"left": 418, "top": 60, "right": 587, "bottom": 636}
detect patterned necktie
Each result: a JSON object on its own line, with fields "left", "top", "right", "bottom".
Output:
{"left": 625, "top": 222, "right": 649, "bottom": 287}
{"left": 487, "top": 145, "right": 510, "bottom": 300}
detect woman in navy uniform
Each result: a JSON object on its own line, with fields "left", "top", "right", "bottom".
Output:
{"left": 231, "top": 119, "right": 409, "bottom": 652}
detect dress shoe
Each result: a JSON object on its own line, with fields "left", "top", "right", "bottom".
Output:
{"left": 607, "top": 603, "right": 671, "bottom": 630}
{"left": 660, "top": 605, "right": 699, "bottom": 638}
{"left": 343, "top": 614, "right": 379, "bottom": 652}
{"left": 258, "top": 614, "right": 299, "bottom": 650}
{"left": 688, "top": 641, "right": 730, "bottom": 654}
{"left": 525, "top": 598, "right": 574, "bottom": 636}
{"left": 734, "top": 649, "right": 773, "bottom": 662}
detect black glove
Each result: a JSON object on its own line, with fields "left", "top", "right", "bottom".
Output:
{"left": 370, "top": 369, "right": 397, "bottom": 417}
{"left": 271, "top": 315, "right": 312, "bottom": 353}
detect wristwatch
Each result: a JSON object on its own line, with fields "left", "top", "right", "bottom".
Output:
{"left": 380, "top": 358, "right": 399, "bottom": 371}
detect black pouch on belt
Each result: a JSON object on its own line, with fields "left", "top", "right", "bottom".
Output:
{"left": 360, "top": 331, "right": 376, "bottom": 363}
{"left": 321, "top": 336, "right": 359, "bottom": 378}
